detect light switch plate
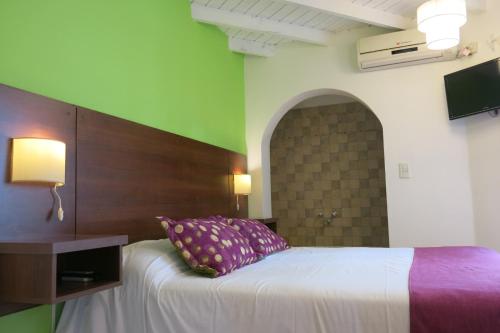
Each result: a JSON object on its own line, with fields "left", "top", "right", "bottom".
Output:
{"left": 399, "top": 163, "right": 410, "bottom": 179}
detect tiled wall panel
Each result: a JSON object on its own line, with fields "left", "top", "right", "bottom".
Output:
{"left": 270, "top": 102, "right": 389, "bottom": 247}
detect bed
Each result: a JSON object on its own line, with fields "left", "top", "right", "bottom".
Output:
{"left": 57, "top": 239, "right": 414, "bottom": 333}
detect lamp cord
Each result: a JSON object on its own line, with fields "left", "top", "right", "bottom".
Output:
{"left": 52, "top": 185, "right": 64, "bottom": 222}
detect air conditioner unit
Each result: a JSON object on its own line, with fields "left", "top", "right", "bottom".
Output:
{"left": 357, "top": 29, "right": 457, "bottom": 72}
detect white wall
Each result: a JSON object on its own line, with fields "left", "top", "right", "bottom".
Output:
{"left": 293, "top": 94, "right": 355, "bottom": 109}
{"left": 468, "top": 114, "right": 500, "bottom": 251}
{"left": 463, "top": 1, "right": 500, "bottom": 251}
{"left": 244, "top": 2, "right": 500, "bottom": 248}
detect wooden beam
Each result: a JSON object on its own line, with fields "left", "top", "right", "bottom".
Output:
{"left": 279, "top": 0, "right": 414, "bottom": 29}
{"left": 228, "top": 38, "right": 276, "bottom": 57}
{"left": 191, "top": 4, "right": 332, "bottom": 45}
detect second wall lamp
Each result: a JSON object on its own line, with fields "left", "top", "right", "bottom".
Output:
{"left": 234, "top": 174, "right": 251, "bottom": 211}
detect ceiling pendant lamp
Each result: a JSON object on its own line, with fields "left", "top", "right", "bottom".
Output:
{"left": 417, "top": 0, "right": 467, "bottom": 50}
{"left": 425, "top": 25, "right": 461, "bottom": 50}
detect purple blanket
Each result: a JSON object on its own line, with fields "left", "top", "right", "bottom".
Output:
{"left": 410, "top": 247, "right": 500, "bottom": 333}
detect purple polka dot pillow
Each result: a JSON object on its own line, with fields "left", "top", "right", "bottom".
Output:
{"left": 158, "top": 217, "right": 258, "bottom": 277}
{"left": 226, "top": 218, "right": 290, "bottom": 258}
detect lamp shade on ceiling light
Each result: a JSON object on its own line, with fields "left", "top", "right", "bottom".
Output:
{"left": 417, "top": 0, "right": 467, "bottom": 33}
{"left": 426, "top": 26, "right": 460, "bottom": 50}
{"left": 417, "top": 0, "right": 467, "bottom": 50}
{"left": 234, "top": 174, "right": 251, "bottom": 195}
{"left": 11, "top": 138, "right": 66, "bottom": 185}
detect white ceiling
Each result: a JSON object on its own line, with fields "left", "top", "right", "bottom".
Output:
{"left": 189, "top": 0, "right": 487, "bottom": 57}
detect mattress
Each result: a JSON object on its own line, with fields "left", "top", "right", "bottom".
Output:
{"left": 57, "top": 239, "right": 414, "bottom": 333}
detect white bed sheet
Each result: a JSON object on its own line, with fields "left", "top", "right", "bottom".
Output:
{"left": 57, "top": 239, "right": 414, "bottom": 333}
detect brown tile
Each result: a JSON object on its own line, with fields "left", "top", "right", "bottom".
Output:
{"left": 270, "top": 102, "right": 389, "bottom": 247}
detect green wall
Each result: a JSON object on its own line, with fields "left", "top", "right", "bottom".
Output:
{"left": 0, "top": 306, "right": 52, "bottom": 333}
{"left": 0, "top": 0, "right": 245, "bottom": 332}
{"left": 0, "top": 0, "right": 245, "bottom": 153}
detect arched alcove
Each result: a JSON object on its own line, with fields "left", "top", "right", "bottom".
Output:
{"left": 263, "top": 90, "right": 389, "bottom": 247}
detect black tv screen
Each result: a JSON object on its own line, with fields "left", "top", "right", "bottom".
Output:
{"left": 445, "top": 58, "right": 500, "bottom": 120}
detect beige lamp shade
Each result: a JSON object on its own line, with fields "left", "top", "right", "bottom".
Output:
{"left": 234, "top": 174, "right": 251, "bottom": 195}
{"left": 417, "top": 0, "right": 466, "bottom": 50}
{"left": 11, "top": 138, "right": 66, "bottom": 185}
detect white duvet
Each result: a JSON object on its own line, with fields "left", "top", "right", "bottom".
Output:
{"left": 57, "top": 239, "right": 414, "bottom": 333}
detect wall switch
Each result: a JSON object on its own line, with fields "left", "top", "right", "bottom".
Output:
{"left": 399, "top": 163, "right": 411, "bottom": 179}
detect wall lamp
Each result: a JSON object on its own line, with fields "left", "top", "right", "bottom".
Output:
{"left": 11, "top": 138, "right": 66, "bottom": 222}
{"left": 234, "top": 174, "right": 251, "bottom": 211}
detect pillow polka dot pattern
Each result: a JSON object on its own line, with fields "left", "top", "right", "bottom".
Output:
{"left": 226, "top": 218, "right": 290, "bottom": 258}
{"left": 158, "top": 217, "right": 258, "bottom": 277}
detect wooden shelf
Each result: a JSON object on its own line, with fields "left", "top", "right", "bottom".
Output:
{"left": 0, "top": 234, "right": 127, "bottom": 305}
{"left": 0, "top": 234, "right": 127, "bottom": 254}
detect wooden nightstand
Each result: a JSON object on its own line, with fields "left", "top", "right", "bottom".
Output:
{"left": 0, "top": 234, "right": 128, "bottom": 304}
{"left": 255, "top": 218, "right": 278, "bottom": 233}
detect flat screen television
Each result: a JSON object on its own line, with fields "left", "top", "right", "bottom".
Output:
{"left": 444, "top": 58, "right": 500, "bottom": 120}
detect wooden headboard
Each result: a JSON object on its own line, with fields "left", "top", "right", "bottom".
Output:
{"left": 0, "top": 84, "right": 248, "bottom": 314}
{"left": 76, "top": 107, "right": 248, "bottom": 243}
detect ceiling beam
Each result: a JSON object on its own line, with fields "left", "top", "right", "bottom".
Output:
{"left": 191, "top": 4, "right": 332, "bottom": 45}
{"left": 278, "top": 0, "right": 414, "bottom": 30}
{"left": 228, "top": 38, "right": 276, "bottom": 57}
